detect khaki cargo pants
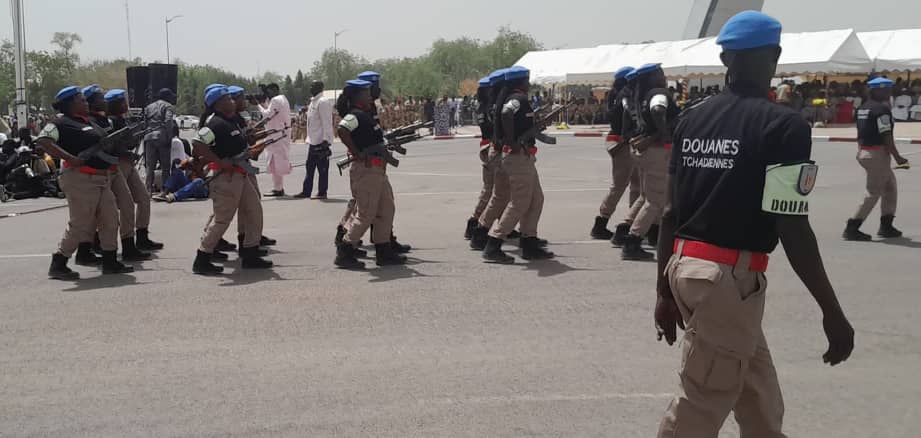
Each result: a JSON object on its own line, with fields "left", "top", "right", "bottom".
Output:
{"left": 658, "top": 243, "right": 785, "bottom": 438}
{"left": 478, "top": 148, "right": 511, "bottom": 230}
{"left": 854, "top": 147, "right": 897, "bottom": 220}
{"left": 58, "top": 168, "right": 120, "bottom": 256}
{"left": 343, "top": 162, "right": 395, "bottom": 245}
{"left": 629, "top": 146, "right": 670, "bottom": 236}
{"left": 599, "top": 140, "right": 635, "bottom": 218}
{"left": 199, "top": 171, "right": 262, "bottom": 253}
{"left": 473, "top": 145, "right": 499, "bottom": 218}
{"left": 110, "top": 160, "right": 151, "bottom": 239}
{"left": 339, "top": 160, "right": 361, "bottom": 227}
{"left": 489, "top": 151, "right": 543, "bottom": 239}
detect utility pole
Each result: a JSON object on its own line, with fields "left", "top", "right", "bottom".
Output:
{"left": 10, "top": 0, "right": 28, "bottom": 125}
{"left": 125, "top": 0, "right": 132, "bottom": 60}
{"left": 333, "top": 29, "right": 347, "bottom": 101}
{"left": 165, "top": 15, "right": 182, "bottom": 63}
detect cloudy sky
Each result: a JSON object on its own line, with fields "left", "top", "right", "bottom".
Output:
{"left": 0, "top": 0, "right": 916, "bottom": 77}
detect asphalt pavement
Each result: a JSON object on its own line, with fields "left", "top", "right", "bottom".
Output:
{"left": 1, "top": 137, "right": 919, "bottom": 437}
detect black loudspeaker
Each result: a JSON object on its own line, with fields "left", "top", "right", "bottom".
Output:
{"left": 148, "top": 63, "right": 178, "bottom": 98}
{"left": 126, "top": 66, "right": 150, "bottom": 108}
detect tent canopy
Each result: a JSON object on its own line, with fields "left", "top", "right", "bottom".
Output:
{"left": 858, "top": 29, "right": 921, "bottom": 73}
{"left": 518, "top": 28, "right": 874, "bottom": 85}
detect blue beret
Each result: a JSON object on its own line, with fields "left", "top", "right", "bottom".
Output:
{"left": 488, "top": 68, "right": 508, "bottom": 85}
{"left": 635, "top": 63, "right": 662, "bottom": 77}
{"left": 478, "top": 77, "right": 491, "bottom": 88}
{"left": 55, "top": 86, "right": 81, "bottom": 102}
{"left": 82, "top": 84, "right": 102, "bottom": 98}
{"left": 867, "top": 77, "right": 894, "bottom": 89}
{"left": 226, "top": 85, "right": 245, "bottom": 96}
{"left": 504, "top": 66, "right": 530, "bottom": 81}
{"left": 345, "top": 79, "right": 372, "bottom": 89}
{"left": 204, "top": 83, "right": 226, "bottom": 94}
{"left": 717, "top": 10, "right": 782, "bottom": 51}
{"left": 104, "top": 89, "right": 127, "bottom": 102}
{"left": 204, "top": 86, "right": 229, "bottom": 107}
{"left": 614, "top": 67, "right": 635, "bottom": 81}
{"left": 357, "top": 71, "right": 381, "bottom": 83}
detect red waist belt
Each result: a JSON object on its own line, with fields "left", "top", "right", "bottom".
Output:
{"left": 674, "top": 239, "right": 769, "bottom": 272}
{"left": 207, "top": 162, "right": 247, "bottom": 174}
{"left": 663, "top": 143, "right": 673, "bottom": 150}
{"left": 606, "top": 134, "right": 622, "bottom": 142}
{"left": 859, "top": 145, "right": 883, "bottom": 150}
{"left": 502, "top": 145, "right": 538, "bottom": 155}
{"left": 479, "top": 139, "right": 491, "bottom": 146}
{"left": 63, "top": 161, "right": 116, "bottom": 175}
{"left": 368, "top": 157, "right": 385, "bottom": 167}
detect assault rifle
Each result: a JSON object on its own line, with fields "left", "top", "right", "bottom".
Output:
{"left": 516, "top": 102, "right": 574, "bottom": 147}
{"left": 78, "top": 121, "right": 152, "bottom": 164}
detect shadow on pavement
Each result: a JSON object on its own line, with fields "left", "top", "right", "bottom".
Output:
{"left": 520, "top": 258, "right": 595, "bottom": 278}
{"left": 218, "top": 268, "right": 288, "bottom": 286}
{"left": 62, "top": 273, "right": 144, "bottom": 292}
{"left": 367, "top": 264, "right": 431, "bottom": 283}
{"left": 876, "top": 237, "right": 921, "bottom": 249}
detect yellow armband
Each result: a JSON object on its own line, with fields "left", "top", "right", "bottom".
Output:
{"left": 762, "top": 162, "right": 817, "bottom": 216}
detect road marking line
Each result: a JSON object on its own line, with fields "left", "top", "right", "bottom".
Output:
{"left": 0, "top": 254, "right": 49, "bottom": 259}
{"left": 421, "top": 392, "right": 673, "bottom": 405}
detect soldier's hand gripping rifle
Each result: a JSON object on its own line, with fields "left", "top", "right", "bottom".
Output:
{"left": 335, "top": 144, "right": 400, "bottom": 175}
{"left": 78, "top": 121, "right": 152, "bottom": 164}
{"left": 516, "top": 102, "right": 574, "bottom": 147}
{"left": 335, "top": 125, "right": 433, "bottom": 174}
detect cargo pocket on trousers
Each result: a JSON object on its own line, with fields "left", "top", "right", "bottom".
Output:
{"left": 676, "top": 257, "right": 723, "bottom": 284}
{"left": 682, "top": 333, "right": 743, "bottom": 392}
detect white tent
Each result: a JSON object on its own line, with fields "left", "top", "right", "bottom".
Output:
{"left": 519, "top": 28, "right": 874, "bottom": 85}
{"left": 514, "top": 47, "right": 597, "bottom": 85}
{"left": 858, "top": 29, "right": 921, "bottom": 73}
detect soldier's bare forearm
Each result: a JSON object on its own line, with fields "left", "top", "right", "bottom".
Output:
{"left": 776, "top": 216, "right": 844, "bottom": 316}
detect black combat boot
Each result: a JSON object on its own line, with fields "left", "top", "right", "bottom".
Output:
{"left": 469, "top": 226, "right": 489, "bottom": 250}
{"left": 842, "top": 219, "right": 872, "bottom": 241}
{"left": 375, "top": 243, "right": 408, "bottom": 266}
{"left": 216, "top": 238, "right": 237, "bottom": 252}
{"left": 240, "top": 246, "right": 273, "bottom": 269}
{"left": 136, "top": 228, "right": 164, "bottom": 251}
{"left": 646, "top": 224, "right": 660, "bottom": 247}
{"left": 591, "top": 216, "right": 614, "bottom": 240}
{"left": 507, "top": 230, "right": 522, "bottom": 239}
{"left": 464, "top": 217, "right": 479, "bottom": 240}
{"left": 335, "top": 225, "right": 347, "bottom": 246}
{"left": 74, "top": 242, "right": 103, "bottom": 266}
{"left": 48, "top": 253, "right": 80, "bottom": 280}
{"left": 121, "top": 238, "right": 151, "bottom": 262}
{"left": 101, "top": 250, "right": 135, "bottom": 274}
{"left": 260, "top": 235, "right": 277, "bottom": 246}
{"left": 483, "top": 236, "right": 514, "bottom": 264}
{"left": 611, "top": 223, "right": 631, "bottom": 247}
{"left": 353, "top": 244, "right": 368, "bottom": 258}
{"left": 391, "top": 234, "right": 411, "bottom": 254}
{"left": 238, "top": 235, "right": 268, "bottom": 257}
{"left": 211, "top": 250, "right": 229, "bottom": 261}
{"left": 878, "top": 215, "right": 903, "bottom": 238}
{"left": 335, "top": 243, "right": 365, "bottom": 270}
{"left": 521, "top": 236, "right": 555, "bottom": 260}
{"left": 622, "top": 234, "right": 655, "bottom": 261}
{"left": 193, "top": 250, "right": 224, "bottom": 275}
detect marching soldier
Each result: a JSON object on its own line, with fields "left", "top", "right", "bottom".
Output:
{"left": 228, "top": 85, "right": 273, "bottom": 256}
{"left": 591, "top": 66, "right": 635, "bottom": 240}
{"left": 655, "top": 12, "right": 853, "bottom": 436}
{"left": 611, "top": 69, "right": 645, "bottom": 247}
{"left": 469, "top": 68, "right": 510, "bottom": 251}
{"left": 482, "top": 66, "right": 554, "bottom": 263}
{"left": 465, "top": 76, "right": 496, "bottom": 239}
{"left": 191, "top": 86, "right": 272, "bottom": 275}
{"left": 39, "top": 86, "right": 134, "bottom": 280}
{"left": 620, "top": 63, "right": 678, "bottom": 261}
{"left": 334, "top": 79, "right": 405, "bottom": 269}
{"left": 842, "top": 77, "right": 909, "bottom": 240}
{"left": 82, "top": 85, "right": 151, "bottom": 262}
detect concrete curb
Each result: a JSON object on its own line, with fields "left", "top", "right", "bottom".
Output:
{"left": 427, "top": 132, "right": 921, "bottom": 144}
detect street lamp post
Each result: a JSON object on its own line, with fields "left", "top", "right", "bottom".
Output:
{"left": 165, "top": 15, "right": 183, "bottom": 63}
{"left": 333, "top": 29, "right": 348, "bottom": 100}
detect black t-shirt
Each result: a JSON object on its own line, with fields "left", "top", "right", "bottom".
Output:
{"left": 38, "top": 115, "right": 112, "bottom": 170}
{"left": 669, "top": 84, "right": 812, "bottom": 253}
{"left": 608, "top": 89, "right": 625, "bottom": 135}
{"left": 637, "top": 87, "right": 679, "bottom": 140}
{"left": 621, "top": 88, "right": 637, "bottom": 141}
{"left": 338, "top": 109, "right": 383, "bottom": 152}
{"left": 503, "top": 92, "right": 535, "bottom": 146}
{"left": 90, "top": 113, "right": 112, "bottom": 132}
{"left": 196, "top": 113, "right": 247, "bottom": 159}
{"left": 856, "top": 100, "right": 893, "bottom": 146}
{"left": 476, "top": 103, "right": 494, "bottom": 140}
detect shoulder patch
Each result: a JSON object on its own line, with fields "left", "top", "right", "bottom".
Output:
{"left": 762, "top": 162, "right": 817, "bottom": 216}
{"left": 38, "top": 123, "right": 60, "bottom": 142}
{"left": 339, "top": 114, "right": 359, "bottom": 132}
{"left": 195, "top": 127, "right": 215, "bottom": 145}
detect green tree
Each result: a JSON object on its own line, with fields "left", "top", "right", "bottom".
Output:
{"left": 308, "top": 48, "right": 369, "bottom": 89}
{"left": 484, "top": 26, "right": 542, "bottom": 68}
